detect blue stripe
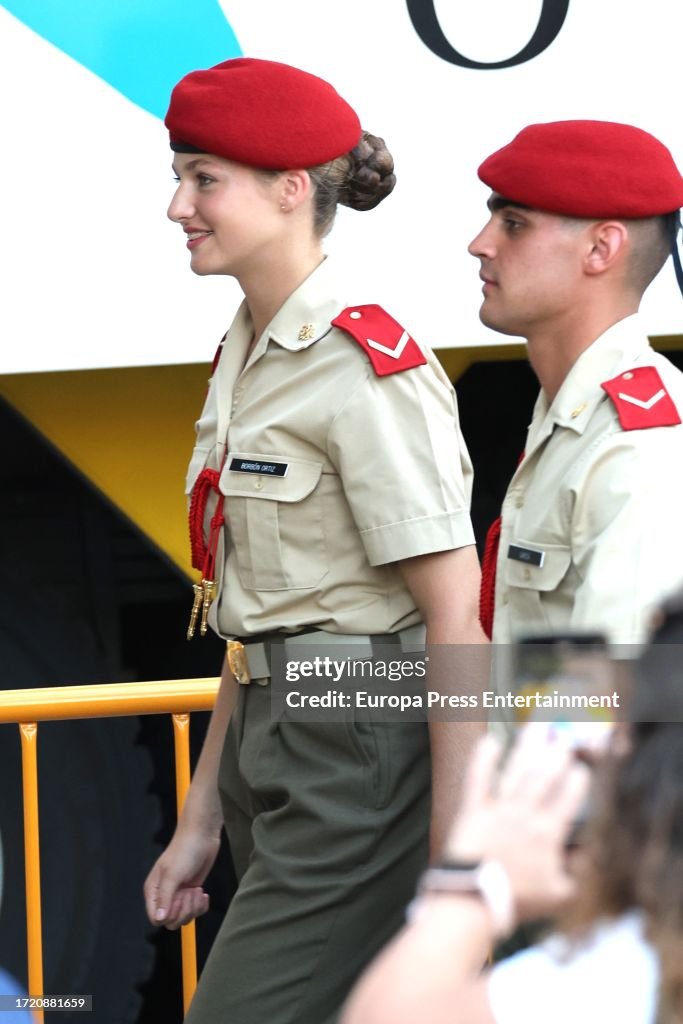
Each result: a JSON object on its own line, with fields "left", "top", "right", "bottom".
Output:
{"left": 3, "top": 0, "right": 242, "bottom": 118}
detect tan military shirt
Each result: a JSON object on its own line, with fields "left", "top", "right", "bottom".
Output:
{"left": 494, "top": 314, "right": 683, "bottom": 646}
{"left": 185, "top": 258, "right": 475, "bottom": 638}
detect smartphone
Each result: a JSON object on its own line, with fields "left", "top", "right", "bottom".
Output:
{"left": 512, "top": 633, "right": 616, "bottom": 756}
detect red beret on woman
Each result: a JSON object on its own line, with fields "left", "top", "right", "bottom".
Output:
{"left": 165, "top": 57, "right": 362, "bottom": 168}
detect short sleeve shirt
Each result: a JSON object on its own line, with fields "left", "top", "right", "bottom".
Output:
{"left": 493, "top": 315, "right": 683, "bottom": 647}
{"left": 185, "top": 258, "right": 475, "bottom": 638}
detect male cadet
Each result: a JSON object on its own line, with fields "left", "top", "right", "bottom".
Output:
{"left": 471, "top": 121, "right": 683, "bottom": 646}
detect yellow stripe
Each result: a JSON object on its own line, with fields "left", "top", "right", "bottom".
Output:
{"left": 0, "top": 364, "right": 209, "bottom": 577}
{"left": 1, "top": 337, "right": 678, "bottom": 577}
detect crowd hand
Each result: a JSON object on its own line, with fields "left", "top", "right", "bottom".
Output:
{"left": 143, "top": 825, "right": 221, "bottom": 930}
{"left": 444, "top": 725, "right": 591, "bottom": 923}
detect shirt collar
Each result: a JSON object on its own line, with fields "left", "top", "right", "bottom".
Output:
{"left": 239, "top": 256, "right": 345, "bottom": 368}
{"left": 268, "top": 256, "right": 346, "bottom": 351}
{"left": 538, "top": 314, "right": 654, "bottom": 436}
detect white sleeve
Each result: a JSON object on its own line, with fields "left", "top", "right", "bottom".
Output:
{"left": 487, "top": 915, "right": 658, "bottom": 1024}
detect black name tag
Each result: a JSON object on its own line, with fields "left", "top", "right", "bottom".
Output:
{"left": 507, "top": 544, "right": 545, "bottom": 568}
{"left": 229, "top": 458, "right": 289, "bottom": 477}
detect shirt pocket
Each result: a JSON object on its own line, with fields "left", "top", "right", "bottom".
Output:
{"left": 505, "top": 541, "right": 572, "bottom": 630}
{"left": 220, "top": 452, "right": 327, "bottom": 591}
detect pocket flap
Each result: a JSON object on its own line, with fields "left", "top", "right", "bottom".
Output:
{"left": 505, "top": 541, "right": 571, "bottom": 592}
{"left": 220, "top": 452, "right": 323, "bottom": 502}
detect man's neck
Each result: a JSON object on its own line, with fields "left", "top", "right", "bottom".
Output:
{"left": 527, "top": 300, "right": 640, "bottom": 403}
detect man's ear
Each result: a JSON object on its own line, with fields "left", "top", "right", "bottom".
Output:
{"left": 583, "top": 220, "right": 629, "bottom": 277}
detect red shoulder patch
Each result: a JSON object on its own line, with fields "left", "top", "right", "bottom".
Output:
{"left": 601, "top": 366, "right": 681, "bottom": 430}
{"left": 332, "top": 304, "right": 427, "bottom": 376}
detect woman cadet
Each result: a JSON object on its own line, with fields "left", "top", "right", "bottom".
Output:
{"left": 143, "top": 57, "right": 486, "bottom": 1024}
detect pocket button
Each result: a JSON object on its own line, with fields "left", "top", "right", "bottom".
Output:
{"left": 254, "top": 478, "right": 264, "bottom": 490}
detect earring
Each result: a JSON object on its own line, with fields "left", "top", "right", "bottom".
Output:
{"left": 280, "top": 203, "right": 288, "bottom": 212}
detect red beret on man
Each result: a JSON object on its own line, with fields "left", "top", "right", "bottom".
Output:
{"left": 478, "top": 120, "right": 683, "bottom": 218}
{"left": 165, "top": 57, "right": 362, "bottom": 169}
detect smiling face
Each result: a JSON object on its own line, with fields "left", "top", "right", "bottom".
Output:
{"left": 468, "top": 195, "right": 590, "bottom": 339}
{"left": 167, "top": 153, "right": 284, "bottom": 278}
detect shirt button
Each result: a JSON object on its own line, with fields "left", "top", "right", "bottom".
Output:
{"left": 254, "top": 479, "right": 264, "bottom": 490}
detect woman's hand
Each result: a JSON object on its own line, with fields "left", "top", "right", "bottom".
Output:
{"left": 143, "top": 823, "right": 221, "bottom": 930}
{"left": 444, "top": 725, "right": 591, "bottom": 923}
{"left": 143, "top": 653, "right": 238, "bottom": 930}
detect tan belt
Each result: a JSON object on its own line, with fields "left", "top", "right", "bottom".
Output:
{"left": 227, "top": 625, "right": 426, "bottom": 685}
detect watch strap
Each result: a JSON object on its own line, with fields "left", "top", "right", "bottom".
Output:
{"left": 410, "top": 859, "right": 515, "bottom": 938}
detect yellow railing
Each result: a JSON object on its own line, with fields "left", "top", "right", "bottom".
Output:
{"left": 0, "top": 678, "right": 220, "bottom": 1023}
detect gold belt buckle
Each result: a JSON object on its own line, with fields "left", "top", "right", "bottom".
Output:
{"left": 227, "top": 640, "right": 251, "bottom": 685}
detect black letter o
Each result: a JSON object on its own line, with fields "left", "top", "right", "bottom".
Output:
{"left": 406, "top": 0, "right": 570, "bottom": 69}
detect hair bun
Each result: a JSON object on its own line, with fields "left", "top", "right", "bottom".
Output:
{"left": 339, "top": 132, "right": 396, "bottom": 211}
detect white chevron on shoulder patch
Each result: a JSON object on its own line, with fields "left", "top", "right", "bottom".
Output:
{"left": 367, "top": 330, "right": 410, "bottom": 359}
{"left": 617, "top": 388, "right": 666, "bottom": 410}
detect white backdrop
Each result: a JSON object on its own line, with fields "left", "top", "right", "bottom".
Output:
{"left": 0, "top": 0, "right": 681, "bottom": 373}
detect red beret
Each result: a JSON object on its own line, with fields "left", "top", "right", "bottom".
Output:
{"left": 478, "top": 120, "right": 683, "bottom": 218}
{"left": 165, "top": 57, "right": 362, "bottom": 169}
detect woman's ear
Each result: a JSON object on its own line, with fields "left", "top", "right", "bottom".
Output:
{"left": 279, "top": 169, "right": 312, "bottom": 213}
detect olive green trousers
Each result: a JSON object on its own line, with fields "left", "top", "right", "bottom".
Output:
{"left": 184, "top": 682, "right": 430, "bottom": 1024}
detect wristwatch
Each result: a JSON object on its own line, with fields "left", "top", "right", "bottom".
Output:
{"left": 409, "top": 859, "right": 515, "bottom": 938}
